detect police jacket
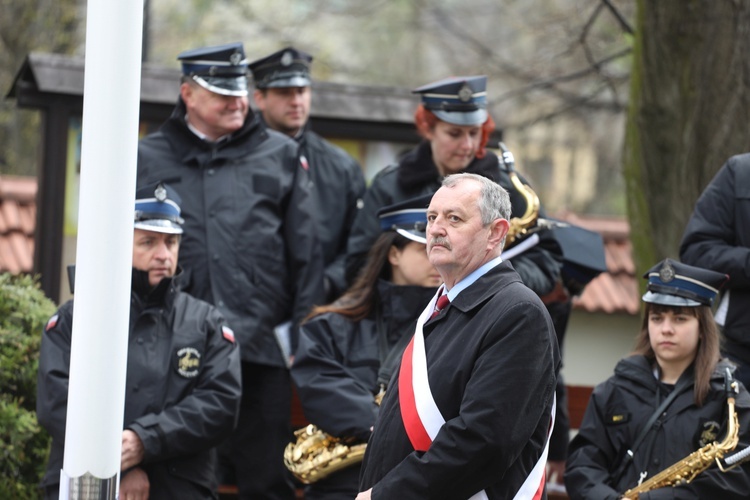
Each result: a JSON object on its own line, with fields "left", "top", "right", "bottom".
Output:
{"left": 680, "top": 153, "right": 750, "bottom": 364}
{"left": 359, "top": 262, "right": 560, "bottom": 499}
{"left": 296, "top": 125, "right": 365, "bottom": 301}
{"left": 37, "top": 269, "right": 242, "bottom": 498}
{"left": 291, "top": 282, "right": 436, "bottom": 499}
{"left": 138, "top": 100, "right": 325, "bottom": 366}
{"left": 345, "top": 141, "right": 560, "bottom": 295}
{"left": 565, "top": 356, "right": 750, "bottom": 500}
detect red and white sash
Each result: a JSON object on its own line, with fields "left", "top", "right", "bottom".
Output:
{"left": 399, "top": 289, "right": 556, "bottom": 500}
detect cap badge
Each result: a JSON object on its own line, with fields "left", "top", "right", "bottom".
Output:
{"left": 209, "top": 65, "right": 218, "bottom": 76}
{"left": 458, "top": 83, "right": 474, "bottom": 102}
{"left": 230, "top": 51, "right": 243, "bottom": 66}
{"left": 659, "top": 261, "right": 675, "bottom": 283}
{"left": 154, "top": 183, "right": 167, "bottom": 202}
{"left": 281, "top": 51, "right": 294, "bottom": 66}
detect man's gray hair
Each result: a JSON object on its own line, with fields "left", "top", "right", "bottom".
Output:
{"left": 442, "top": 173, "right": 511, "bottom": 226}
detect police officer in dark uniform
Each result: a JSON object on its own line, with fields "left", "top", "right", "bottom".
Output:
{"left": 37, "top": 182, "right": 242, "bottom": 500}
{"left": 345, "top": 75, "right": 560, "bottom": 297}
{"left": 290, "top": 195, "right": 439, "bottom": 499}
{"left": 249, "top": 46, "right": 366, "bottom": 300}
{"left": 137, "top": 43, "right": 324, "bottom": 500}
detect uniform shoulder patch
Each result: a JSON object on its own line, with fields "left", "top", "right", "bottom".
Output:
{"left": 45, "top": 314, "right": 59, "bottom": 332}
{"left": 222, "top": 325, "right": 235, "bottom": 344}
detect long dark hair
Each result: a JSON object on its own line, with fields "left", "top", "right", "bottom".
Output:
{"left": 633, "top": 303, "right": 721, "bottom": 406}
{"left": 305, "top": 232, "right": 413, "bottom": 322}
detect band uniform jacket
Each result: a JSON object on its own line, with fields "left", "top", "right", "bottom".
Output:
{"left": 680, "top": 153, "right": 750, "bottom": 366}
{"left": 345, "top": 141, "right": 561, "bottom": 296}
{"left": 138, "top": 100, "right": 325, "bottom": 365}
{"left": 37, "top": 270, "right": 242, "bottom": 498}
{"left": 565, "top": 356, "right": 750, "bottom": 500}
{"left": 358, "top": 262, "right": 560, "bottom": 499}
{"left": 291, "top": 282, "right": 436, "bottom": 498}
{"left": 295, "top": 124, "right": 366, "bottom": 301}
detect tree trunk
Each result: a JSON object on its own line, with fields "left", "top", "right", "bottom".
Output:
{"left": 624, "top": 0, "right": 750, "bottom": 281}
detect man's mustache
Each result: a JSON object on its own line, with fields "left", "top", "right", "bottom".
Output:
{"left": 429, "top": 237, "right": 451, "bottom": 250}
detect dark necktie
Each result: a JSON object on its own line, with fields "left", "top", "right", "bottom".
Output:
{"left": 430, "top": 294, "right": 451, "bottom": 319}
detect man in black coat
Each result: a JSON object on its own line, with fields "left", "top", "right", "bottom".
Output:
{"left": 249, "top": 46, "right": 366, "bottom": 301}
{"left": 137, "top": 43, "right": 324, "bottom": 499}
{"left": 680, "top": 153, "right": 750, "bottom": 389}
{"left": 37, "top": 182, "right": 242, "bottom": 499}
{"left": 357, "top": 173, "right": 560, "bottom": 499}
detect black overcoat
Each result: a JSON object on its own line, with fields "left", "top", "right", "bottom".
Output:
{"left": 359, "top": 262, "right": 559, "bottom": 499}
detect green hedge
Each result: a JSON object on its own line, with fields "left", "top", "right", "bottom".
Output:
{"left": 0, "top": 273, "right": 56, "bottom": 499}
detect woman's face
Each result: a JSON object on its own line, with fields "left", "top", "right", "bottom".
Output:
{"left": 648, "top": 308, "right": 700, "bottom": 374}
{"left": 426, "top": 120, "right": 482, "bottom": 175}
{"left": 389, "top": 241, "right": 443, "bottom": 288}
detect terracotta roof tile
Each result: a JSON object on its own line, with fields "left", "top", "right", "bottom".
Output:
{"left": 0, "top": 176, "right": 37, "bottom": 274}
{"left": 553, "top": 212, "right": 640, "bottom": 316}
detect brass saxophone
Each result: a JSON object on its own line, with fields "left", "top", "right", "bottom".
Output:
{"left": 622, "top": 372, "right": 740, "bottom": 499}
{"left": 498, "top": 142, "right": 540, "bottom": 246}
{"left": 283, "top": 389, "right": 385, "bottom": 484}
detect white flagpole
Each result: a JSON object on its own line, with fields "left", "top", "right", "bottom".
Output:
{"left": 61, "top": 0, "right": 144, "bottom": 498}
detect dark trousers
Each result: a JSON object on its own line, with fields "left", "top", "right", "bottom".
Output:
{"left": 221, "top": 362, "right": 295, "bottom": 500}
{"left": 547, "top": 300, "right": 572, "bottom": 461}
{"left": 303, "top": 464, "right": 361, "bottom": 500}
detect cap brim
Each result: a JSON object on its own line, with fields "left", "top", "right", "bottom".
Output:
{"left": 395, "top": 228, "right": 426, "bottom": 244}
{"left": 261, "top": 75, "right": 312, "bottom": 89}
{"left": 193, "top": 75, "right": 248, "bottom": 96}
{"left": 432, "top": 108, "right": 488, "bottom": 126}
{"left": 134, "top": 220, "right": 184, "bottom": 235}
{"left": 642, "top": 291, "right": 701, "bottom": 307}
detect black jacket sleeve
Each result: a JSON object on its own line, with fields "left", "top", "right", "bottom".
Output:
{"left": 283, "top": 156, "right": 326, "bottom": 350}
{"left": 36, "top": 302, "right": 75, "bottom": 446}
{"left": 292, "top": 315, "right": 378, "bottom": 441}
{"left": 128, "top": 309, "right": 242, "bottom": 462}
{"left": 680, "top": 156, "right": 750, "bottom": 288}
{"left": 565, "top": 382, "right": 623, "bottom": 500}
{"left": 507, "top": 246, "right": 561, "bottom": 296}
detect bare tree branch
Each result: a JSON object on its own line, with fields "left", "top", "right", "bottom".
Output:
{"left": 602, "top": 0, "right": 635, "bottom": 34}
{"left": 429, "top": 4, "right": 631, "bottom": 117}
{"left": 493, "top": 48, "right": 631, "bottom": 104}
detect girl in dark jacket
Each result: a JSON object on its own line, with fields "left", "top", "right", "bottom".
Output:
{"left": 565, "top": 258, "right": 750, "bottom": 499}
{"left": 290, "top": 195, "right": 440, "bottom": 500}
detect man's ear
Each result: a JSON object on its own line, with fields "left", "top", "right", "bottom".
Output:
{"left": 487, "top": 218, "right": 510, "bottom": 250}
{"left": 180, "top": 82, "right": 193, "bottom": 106}
{"left": 253, "top": 89, "right": 265, "bottom": 110}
